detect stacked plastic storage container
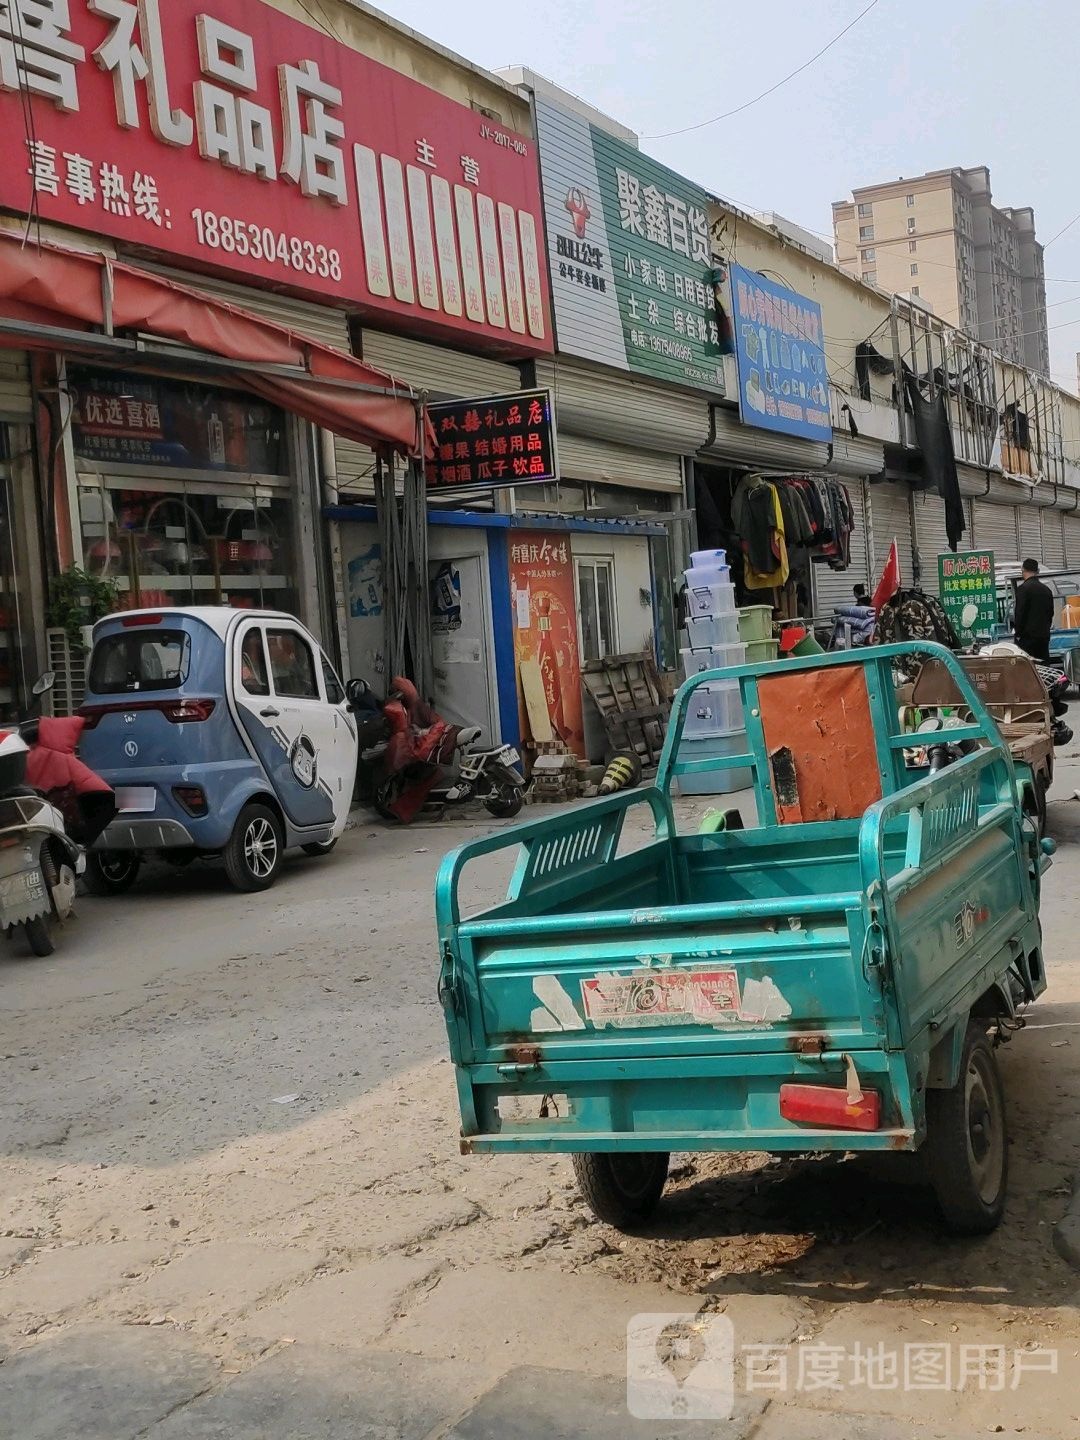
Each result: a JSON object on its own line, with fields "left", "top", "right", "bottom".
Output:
{"left": 677, "top": 550, "right": 751, "bottom": 795}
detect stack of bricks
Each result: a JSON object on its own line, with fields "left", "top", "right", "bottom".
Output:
{"left": 527, "top": 741, "right": 583, "bottom": 803}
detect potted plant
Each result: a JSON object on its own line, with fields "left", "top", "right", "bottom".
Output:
{"left": 47, "top": 566, "right": 119, "bottom": 653}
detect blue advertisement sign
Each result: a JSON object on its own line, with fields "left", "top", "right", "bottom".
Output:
{"left": 729, "top": 264, "right": 831, "bottom": 442}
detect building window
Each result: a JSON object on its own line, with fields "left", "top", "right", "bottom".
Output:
{"left": 907, "top": 218, "right": 916, "bottom": 234}
{"left": 862, "top": 248, "right": 875, "bottom": 261}
{"left": 576, "top": 558, "right": 617, "bottom": 663}
{"left": 862, "top": 270, "right": 877, "bottom": 285}
{"left": 857, "top": 202, "right": 873, "bottom": 218}
{"left": 910, "top": 263, "right": 918, "bottom": 276}
{"left": 859, "top": 225, "right": 874, "bottom": 241}
{"left": 911, "top": 286, "right": 920, "bottom": 296}
{"left": 909, "top": 239, "right": 917, "bottom": 253}
{"left": 906, "top": 194, "right": 915, "bottom": 207}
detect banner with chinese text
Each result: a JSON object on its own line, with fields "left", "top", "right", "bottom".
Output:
{"left": 70, "top": 367, "right": 286, "bottom": 473}
{"left": 938, "top": 549, "right": 996, "bottom": 643}
{"left": 509, "top": 532, "right": 584, "bottom": 757}
{"left": 533, "top": 96, "right": 723, "bottom": 391}
{"left": 729, "top": 264, "right": 830, "bottom": 441}
{"left": 426, "top": 389, "right": 557, "bottom": 491}
{"left": 0, "top": 0, "right": 551, "bottom": 355}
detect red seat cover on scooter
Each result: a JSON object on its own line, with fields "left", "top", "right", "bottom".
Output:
{"left": 25, "top": 716, "right": 113, "bottom": 796}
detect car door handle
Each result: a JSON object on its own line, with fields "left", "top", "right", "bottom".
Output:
{"left": 260, "top": 706, "right": 280, "bottom": 718}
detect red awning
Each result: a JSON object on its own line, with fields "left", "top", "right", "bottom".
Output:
{"left": 0, "top": 230, "right": 430, "bottom": 456}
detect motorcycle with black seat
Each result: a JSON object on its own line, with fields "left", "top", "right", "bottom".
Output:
{"left": 0, "top": 674, "right": 116, "bottom": 956}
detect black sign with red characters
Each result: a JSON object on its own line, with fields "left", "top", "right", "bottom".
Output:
{"left": 425, "top": 389, "right": 559, "bottom": 492}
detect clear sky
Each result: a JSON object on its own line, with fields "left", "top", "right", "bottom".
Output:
{"left": 381, "top": 0, "right": 1080, "bottom": 392}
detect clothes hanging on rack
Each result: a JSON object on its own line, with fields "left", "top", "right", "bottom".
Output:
{"left": 732, "top": 474, "right": 789, "bottom": 589}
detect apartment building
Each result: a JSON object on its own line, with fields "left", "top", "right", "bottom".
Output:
{"left": 833, "top": 167, "right": 1050, "bottom": 376}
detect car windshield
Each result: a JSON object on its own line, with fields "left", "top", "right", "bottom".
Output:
{"left": 89, "top": 630, "right": 191, "bottom": 694}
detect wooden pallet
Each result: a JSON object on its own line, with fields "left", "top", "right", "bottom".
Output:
{"left": 581, "top": 652, "right": 671, "bottom": 770}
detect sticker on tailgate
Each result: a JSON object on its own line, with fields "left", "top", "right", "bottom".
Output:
{"left": 581, "top": 969, "right": 741, "bottom": 1028}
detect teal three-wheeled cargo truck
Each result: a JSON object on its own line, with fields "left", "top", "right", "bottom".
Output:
{"left": 437, "top": 643, "right": 1051, "bottom": 1235}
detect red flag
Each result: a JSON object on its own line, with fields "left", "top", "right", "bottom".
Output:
{"left": 871, "top": 540, "right": 901, "bottom": 611}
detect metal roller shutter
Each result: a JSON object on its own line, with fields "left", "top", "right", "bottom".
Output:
{"left": 825, "top": 432, "right": 885, "bottom": 480}
{"left": 911, "top": 489, "right": 951, "bottom": 594}
{"left": 0, "top": 352, "right": 31, "bottom": 420}
{"left": 136, "top": 262, "right": 352, "bottom": 349}
{"left": 811, "top": 479, "right": 871, "bottom": 614}
{"left": 334, "top": 441, "right": 377, "bottom": 492}
{"left": 1017, "top": 504, "right": 1042, "bottom": 561}
{"left": 701, "top": 402, "right": 831, "bottom": 471}
{"left": 867, "top": 481, "right": 914, "bottom": 591}
{"left": 360, "top": 332, "right": 519, "bottom": 399}
{"left": 533, "top": 359, "right": 709, "bottom": 455}
{"left": 1065, "top": 515, "right": 1080, "bottom": 566}
{"left": 557, "top": 433, "right": 682, "bottom": 493}
{"left": 973, "top": 502, "right": 1018, "bottom": 566}
{"left": 1041, "top": 507, "right": 1066, "bottom": 568}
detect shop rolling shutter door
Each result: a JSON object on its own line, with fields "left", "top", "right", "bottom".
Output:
{"left": 557, "top": 433, "right": 682, "bottom": 493}
{"left": 138, "top": 263, "right": 352, "bottom": 349}
{"left": 702, "top": 402, "right": 831, "bottom": 471}
{"left": 1065, "top": 515, "right": 1080, "bottom": 565}
{"left": 867, "top": 482, "right": 914, "bottom": 591}
{"left": 1041, "top": 507, "right": 1066, "bottom": 568}
{"left": 360, "top": 332, "right": 519, "bottom": 399}
{"left": 911, "top": 490, "right": 951, "bottom": 594}
{"left": 1017, "top": 504, "right": 1042, "bottom": 562}
{"left": 811, "top": 479, "right": 870, "bottom": 614}
{"left": 0, "top": 352, "right": 31, "bottom": 420}
{"left": 972, "top": 502, "right": 1018, "bottom": 566}
{"left": 533, "top": 359, "right": 709, "bottom": 455}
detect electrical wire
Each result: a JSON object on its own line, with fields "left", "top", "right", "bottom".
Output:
{"left": 1043, "top": 209, "right": 1080, "bottom": 249}
{"left": 643, "top": 0, "right": 882, "bottom": 140}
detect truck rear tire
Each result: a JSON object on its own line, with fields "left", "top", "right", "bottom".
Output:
{"left": 925, "top": 1024, "right": 1007, "bottom": 1235}
{"left": 572, "top": 1152, "right": 669, "bottom": 1229}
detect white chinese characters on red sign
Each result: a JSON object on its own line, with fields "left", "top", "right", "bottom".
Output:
{"left": 0, "top": 0, "right": 551, "bottom": 353}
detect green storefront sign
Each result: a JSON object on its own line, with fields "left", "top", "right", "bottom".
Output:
{"left": 938, "top": 549, "right": 996, "bottom": 642}
{"left": 533, "top": 96, "right": 725, "bottom": 391}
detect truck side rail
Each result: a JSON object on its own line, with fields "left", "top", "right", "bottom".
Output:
{"left": 434, "top": 786, "right": 675, "bottom": 934}
{"left": 656, "top": 641, "right": 1016, "bottom": 821}
{"left": 858, "top": 743, "right": 1021, "bottom": 917}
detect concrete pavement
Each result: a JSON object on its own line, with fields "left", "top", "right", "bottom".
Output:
{"left": 1, "top": 787, "right": 1079, "bottom": 1437}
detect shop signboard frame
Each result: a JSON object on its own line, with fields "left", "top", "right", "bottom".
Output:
{"left": 729, "top": 263, "right": 831, "bottom": 442}
{"left": 425, "top": 388, "right": 558, "bottom": 493}
{"left": 938, "top": 548, "right": 996, "bottom": 642}
{"left": 0, "top": 0, "right": 552, "bottom": 355}
{"left": 532, "top": 96, "right": 724, "bottom": 392}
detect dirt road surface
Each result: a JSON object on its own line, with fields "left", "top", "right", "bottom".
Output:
{"left": 2, "top": 783, "right": 1079, "bottom": 1438}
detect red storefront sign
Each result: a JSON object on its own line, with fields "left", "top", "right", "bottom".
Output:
{"left": 0, "top": 0, "right": 552, "bottom": 355}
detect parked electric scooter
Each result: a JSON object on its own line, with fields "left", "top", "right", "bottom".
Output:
{"left": 0, "top": 675, "right": 113, "bottom": 956}
{"left": 351, "top": 677, "right": 526, "bottom": 824}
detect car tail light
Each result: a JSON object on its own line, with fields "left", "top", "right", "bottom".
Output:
{"left": 121, "top": 614, "right": 164, "bottom": 627}
{"left": 779, "top": 1083, "right": 882, "bottom": 1132}
{"left": 79, "top": 698, "right": 216, "bottom": 728}
{"left": 172, "top": 785, "right": 208, "bottom": 816}
{"left": 161, "top": 699, "right": 215, "bottom": 723}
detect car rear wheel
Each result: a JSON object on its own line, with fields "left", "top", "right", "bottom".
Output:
{"left": 83, "top": 852, "right": 141, "bottom": 896}
{"left": 224, "top": 803, "right": 284, "bottom": 892}
{"left": 572, "top": 1152, "right": 670, "bottom": 1230}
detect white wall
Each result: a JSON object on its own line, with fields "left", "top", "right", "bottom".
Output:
{"left": 570, "top": 531, "right": 654, "bottom": 761}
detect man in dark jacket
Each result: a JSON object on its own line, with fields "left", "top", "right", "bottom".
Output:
{"left": 1014, "top": 559, "right": 1055, "bottom": 662}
